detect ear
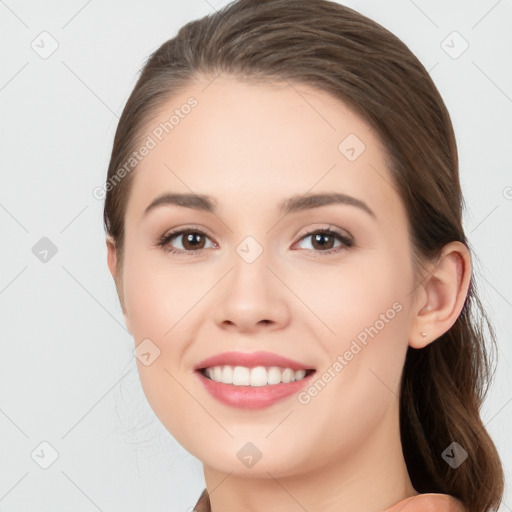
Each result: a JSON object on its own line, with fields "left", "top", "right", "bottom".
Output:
{"left": 106, "top": 235, "right": 131, "bottom": 334}
{"left": 408, "top": 241, "right": 471, "bottom": 349}
{"left": 106, "top": 235, "right": 117, "bottom": 281}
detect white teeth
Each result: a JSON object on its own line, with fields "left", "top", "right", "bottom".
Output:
{"left": 267, "top": 366, "right": 282, "bottom": 385}
{"left": 249, "top": 366, "right": 268, "bottom": 387}
{"left": 295, "top": 369, "right": 306, "bottom": 381}
{"left": 281, "top": 368, "right": 294, "bottom": 383}
{"left": 202, "top": 365, "right": 310, "bottom": 386}
{"left": 232, "top": 366, "right": 250, "bottom": 385}
{"left": 221, "top": 365, "right": 233, "bottom": 384}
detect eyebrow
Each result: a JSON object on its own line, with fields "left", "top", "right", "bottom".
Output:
{"left": 142, "top": 191, "right": 376, "bottom": 219}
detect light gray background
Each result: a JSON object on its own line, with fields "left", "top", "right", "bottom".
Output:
{"left": 0, "top": 0, "right": 511, "bottom": 511}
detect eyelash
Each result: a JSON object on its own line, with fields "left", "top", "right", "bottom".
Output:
{"left": 157, "top": 225, "right": 354, "bottom": 257}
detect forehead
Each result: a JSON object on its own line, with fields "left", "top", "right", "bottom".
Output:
{"left": 125, "top": 75, "right": 401, "bottom": 222}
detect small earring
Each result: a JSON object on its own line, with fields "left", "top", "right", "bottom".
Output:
{"left": 421, "top": 331, "right": 427, "bottom": 337}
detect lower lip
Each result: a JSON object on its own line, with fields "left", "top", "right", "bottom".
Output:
{"left": 195, "top": 370, "right": 316, "bottom": 409}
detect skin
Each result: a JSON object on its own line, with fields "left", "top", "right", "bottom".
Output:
{"left": 106, "top": 75, "right": 471, "bottom": 512}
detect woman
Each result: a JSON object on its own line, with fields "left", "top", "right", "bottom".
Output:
{"left": 102, "top": 0, "right": 504, "bottom": 510}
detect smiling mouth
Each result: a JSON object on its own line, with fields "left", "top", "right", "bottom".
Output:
{"left": 198, "top": 366, "right": 316, "bottom": 387}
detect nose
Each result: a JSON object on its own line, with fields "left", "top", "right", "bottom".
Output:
{"left": 212, "top": 249, "right": 291, "bottom": 334}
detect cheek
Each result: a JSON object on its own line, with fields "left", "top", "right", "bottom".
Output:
{"left": 122, "top": 251, "right": 209, "bottom": 443}
{"left": 297, "top": 252, "right": 410, "bottom": 342}
{"left": 305, "top": 251, "right": 412, "bottom": 397}
{"left": 121, "top": 246, "right": 205, "bottom": 345}
{"left": 293, "top": 277, "right": 410, "bottom": 467}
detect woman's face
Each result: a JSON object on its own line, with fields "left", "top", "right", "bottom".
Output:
{"left": 110, "top": 75, "right": 422, "bottom": 478}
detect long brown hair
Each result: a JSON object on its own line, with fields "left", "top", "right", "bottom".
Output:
{"left": 103, "top": 1, "right": 504, "bottom": 510}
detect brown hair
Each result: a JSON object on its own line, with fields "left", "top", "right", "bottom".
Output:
{"left": 103, "top": 1, "right": 504, "bottom": 510}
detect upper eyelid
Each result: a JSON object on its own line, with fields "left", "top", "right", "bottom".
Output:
{"left": 161, "top": 224, "right": 350, "bottom": 238}
{"left": 161, "top": 224, "right": 214, "bottom": 240}
{"left": 160, "top": 225, "right": 353, "bottom": 248}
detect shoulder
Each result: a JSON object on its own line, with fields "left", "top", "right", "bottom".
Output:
{"left": 385, "top": 493, "right": 466, "bottom": 512}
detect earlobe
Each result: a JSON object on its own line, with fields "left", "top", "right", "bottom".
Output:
{"left": 409, "top": 241, "right": 471, "bottom": 349}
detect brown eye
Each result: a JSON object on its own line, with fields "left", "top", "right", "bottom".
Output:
{"left": 178, "top": 231, "right": 208, "bottom": 250}
{"left": 158, "top": 226, "right": 354, "bottom": 257}
{"left": 295, "top": 228, "right": 354, "bottom": 255}
{"left": 158, "top": 228, "right": 215, "bottom": 255}
{"left": 310, "top": 232, "right": 336, "bottom": 250}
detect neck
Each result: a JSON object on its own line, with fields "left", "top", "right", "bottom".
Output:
{"left": 202, "top": 399, "right": 418, "bottom": 512}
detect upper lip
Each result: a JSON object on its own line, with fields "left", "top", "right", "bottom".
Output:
{"left": 194, "top": 351, "right": 315, "bottom": 371}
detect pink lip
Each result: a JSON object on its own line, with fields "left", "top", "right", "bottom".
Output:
{"left": 193, "top": 351, "right": 316, "bottom": 409}
{"left": 194, "top": 369, "right": 316, "bottom": 409}
{"left": 193, "top": 350, "right": 314, "bottom": 371}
